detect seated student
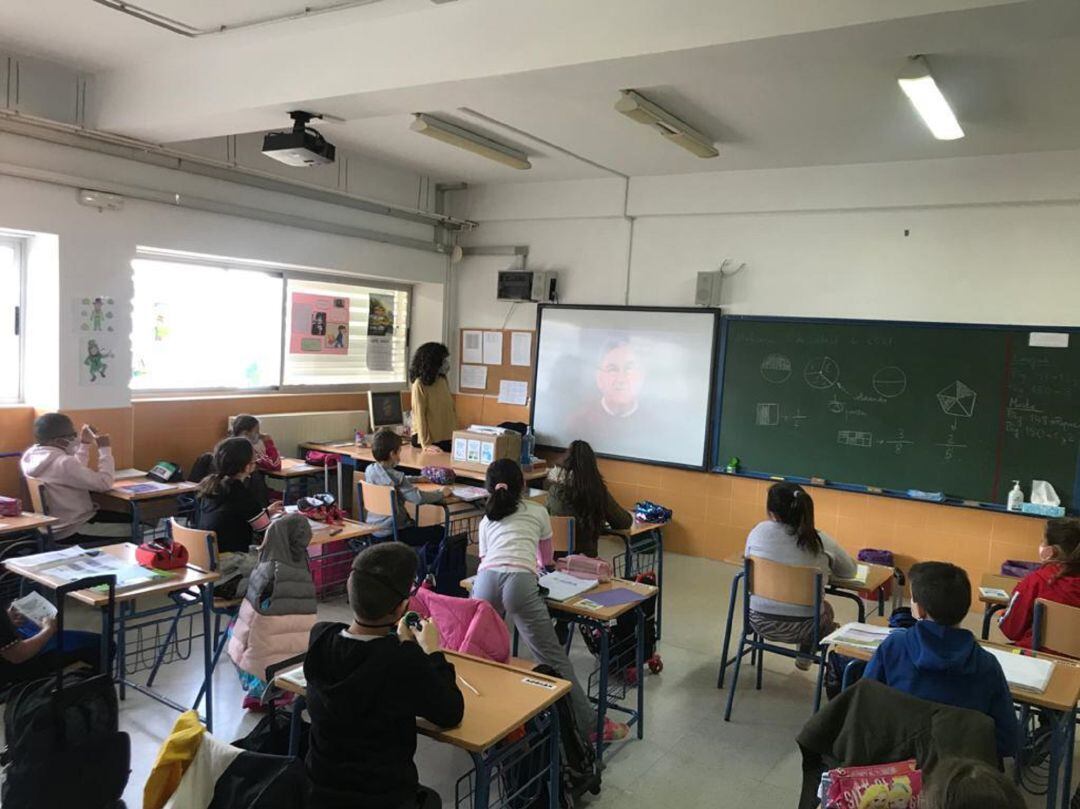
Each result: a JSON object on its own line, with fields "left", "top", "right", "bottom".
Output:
{"left": 921, "top": 758, "right": 1025, "bottom": 809}
{"left": 998, "top": 517, "right": 1080, "bottom": 651}
{"left": 546, "top": 439, "right": 632, "bottom": 558}
{"left": 194, "top": 437, "right": 282, "bottom": 554}
{"left": 20, "top": 413, "right": 130, "bottom": 546}
{"left": 472, "top": 458, "right": 628, "bottom": 743}
{"left": 364, "top": 428, "right": 451, "bottom": 548}
{"left": 744, "top": 482, "right": 856, "bottom": 669}
{"left": 230, "top": 414, "right": 282, "bottom": 473}
{"left": 305, "top": 543, "right": 464, "bottom": 809}
{"left": 864, "top": 562, "right": 1015, "bottom": 759}
{"left": 1, "top": 602, "right": 103, "bottom": 688}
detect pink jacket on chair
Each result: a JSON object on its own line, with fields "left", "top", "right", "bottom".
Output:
{"left": 408, "top": 586, "right": 510, "bottom": 663}
{"left": 227, "top": 600, "right": 316, "bottom": 680}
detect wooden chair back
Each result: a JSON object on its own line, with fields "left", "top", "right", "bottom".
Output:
{"left": 746, "top": 555, "right": 820, "bottom": 608}
{"left": 169, "top": 518, "right": 218, "bottom": 572}
{"left": 359, "top": 480, "right": 397, "bottom": 522}
{"left": 550, "top": 516, "right": 575, "bottom": 554}
{"left": 1034, "top": 597, "right": 1080, "bottom": 660}
{"left": 24, "top": 476, "right": 48, "bottom": 515}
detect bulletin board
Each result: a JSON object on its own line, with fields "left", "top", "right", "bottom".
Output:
{"left": 458, "top": 328, "right": 536, "bottom": 404}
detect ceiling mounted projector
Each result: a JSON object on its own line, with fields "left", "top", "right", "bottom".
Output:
{"left": 262, "top": 111, "right": 336, "bottom": 167}
{"left": 615, "top": 89, "right": 718, "bottom": 158}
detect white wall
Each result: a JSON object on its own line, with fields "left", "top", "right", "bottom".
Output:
{"left": 0, "top": 134, "right": 449, "bottom": 410}
{"left": 449, "top": 150, "right": 1080, "bottom": 351}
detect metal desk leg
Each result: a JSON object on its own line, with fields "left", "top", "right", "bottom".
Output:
{"left": 655, "top": 528, "right": 664, "bottom": 640}
{"left": 717, "top": 571, "right": 744, "bottom": 689}
{"left": 635, "top": 604, "right": 645, "bottom": 740}
{"left": 131, "top": 501, "right": 142, "bottom": 542}
{"left": 117, "top": 600, "right": 128, "bottom": 699}
{"left": 1060, "top": 707, "right": 1075, "bottom": 809}
{"left": 596, "top": 623, "right": 610, "bottom": 762}
{"left": 469, "top": 752, "right": 489, "bottom": 809}
{"left": 877, "top": 586, "right": 885, "bottom": 617}
{"left": 200, "top": 584, "right": 214, "bottom": 732}
{"left": 289, "top": 695, "right": 306, "bottom": 757}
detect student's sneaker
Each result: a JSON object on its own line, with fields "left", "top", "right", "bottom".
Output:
{"left": 589, "top": 718, "right": 630, "bottom": 743}
{"left": 795, "top": 656, "right": 813, "bottom": 671}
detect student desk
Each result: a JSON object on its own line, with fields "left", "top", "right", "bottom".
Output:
{"left": 979, "top": 572, "right": 1022, "bottom": 639}
{"left": 463, "top": 575, "right": 658, "bottom": 763}
{"left": 0, "top": 511, "right": 57, "bottom": 541}
{"left": 609, "top": 519, "right": 666, "bottom": 639}
{"left": 274, "top": 652, "right": 571, "bottom": 809}
{"left": 830, "top": 640, "right": 1080, "bottom": 809}
{"left": 264, "top": 458, "right": 325, "bottom": 505}
{"left": 301, "top": 441, "right": 548, "bottom": 512}
{"left": 3, "top": 541, "right": 221, "bottom": 731}
{"left": 95, "top": 478, "right": 199, "bottom": 541}
{"left": 717, "top": 555, "right": 895, "bottom": 690}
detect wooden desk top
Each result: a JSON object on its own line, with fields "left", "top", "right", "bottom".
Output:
{"left": 103, "top": 478, "right": 198, "bottom": 502}
{"left": 979, "top": 573, "right": 1022, "bottom": 606}
{"left": 832, "top": 640, "right": 1080, "bottom": 713}
{"left": 303, "top": 442, "right": 549, "bottom": 482}
{"left": 462, "top": 576, "right": 658, "bottom": 622}
{"left": 414, "top": 482, "right": 547, "bottom": 506}
{"left": 307, "top": 518, "right": 380, "bottom": 548}
{"left": 620, "top": 520, "right": 665, "bottom": 537}
{"left": 266, "top": 458, "right": 323, "bottom": 478}
{"left": 0, "top": 512, "right": 58, "bottom": 537}
{"left": 275, "top": 650, "right": 570, "bottom": 753}
{"left": 3, "top": 542, "right": 218, "bottom": 607}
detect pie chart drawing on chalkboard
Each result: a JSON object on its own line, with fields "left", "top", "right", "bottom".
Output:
{"left": 803, "top": 356, "right": 840, "bottom": 389}
{"left": 760, "top": 354, "right": 792, "bottom": 384}
{"left": 872, "top": 366, "right": 908, "bottom": 398}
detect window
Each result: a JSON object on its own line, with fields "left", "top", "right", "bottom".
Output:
{"left": 131, "top": 253, "right": 410, "bottom": 393}
{"left": 0, "top": 236, "right": 25, "bottom": 403}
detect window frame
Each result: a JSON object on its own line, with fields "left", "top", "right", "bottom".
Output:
{"left": 130, "top": 252, "right": 413, "bottom": 400}
{"left": 0, "top": 234, "right": 27, "bottom": 405}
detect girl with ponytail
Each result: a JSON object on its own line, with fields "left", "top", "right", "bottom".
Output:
{"left": 999, "top": 517, "right": 1080, "bottom": 651}
{"left": 473, "top": 458, "right": 629, "bottom": 744}
{"left": 195, "top": 437, "right": 282, "bottom": 553}
{"left": 744, "top": 482, "right": 857, "bottom": 669}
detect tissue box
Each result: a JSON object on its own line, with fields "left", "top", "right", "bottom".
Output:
{"left": 1021, "top": 502, "right": 1066, "bottom": 518}
{"left": 0, "top": 496, "right": 21, "bottom": 517}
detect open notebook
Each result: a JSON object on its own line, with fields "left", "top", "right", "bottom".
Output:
{"left": 984, "top": 647, "right": 1055, "bottom": 693}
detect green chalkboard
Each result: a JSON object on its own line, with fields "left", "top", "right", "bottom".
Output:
{"left": 715, "top": 317, "right": 1080, "bottom": 510}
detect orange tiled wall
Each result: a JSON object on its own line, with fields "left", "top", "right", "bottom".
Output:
{"left": 595, "top": 459, "right": 1047, "bottom": 585}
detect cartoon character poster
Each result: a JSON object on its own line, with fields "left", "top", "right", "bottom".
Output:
{"left": 80, "top": 338, "right": 116, "bottom": 385}
{"left": 366, "top": 293, "right": 395, "bottom": 371}
{"left": 73, "top": 296, "right": 116, "bottom": 334}
{"left": 289, "top": 293, "right": 350, "bottom": 354}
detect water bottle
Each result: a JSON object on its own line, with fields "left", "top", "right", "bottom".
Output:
{"left": 520, "top": 427, "right": 534, "bottom": 466}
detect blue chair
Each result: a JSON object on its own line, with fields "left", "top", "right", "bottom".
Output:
{"left": 723, "top": 555, "right": 827, "bottom": 721}
{"left": 358, "top": 479, "right": 450, "bottom": 585}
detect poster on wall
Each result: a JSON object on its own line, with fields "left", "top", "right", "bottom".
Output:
{"left": 366, "top": 293, "right": 395, "bottom": 371}
{"left": 73, "top": 296, "right": 117, "bottom": 334}
{"left": 80, "top": 338, "right": 116, "bottom": 385}
{"left": 289, "top": 293, "right": 350, "bottom": 354}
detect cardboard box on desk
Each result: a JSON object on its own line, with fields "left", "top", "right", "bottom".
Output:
{"left": 451, "top": 429, "right": 522, "bottom": 473}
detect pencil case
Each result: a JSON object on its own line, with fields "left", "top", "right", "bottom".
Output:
{"left": 0, "top": 496, "right": 21, "bottom": 517}
{"left": 556, "top": 554, "right": 612, "bottom": 582}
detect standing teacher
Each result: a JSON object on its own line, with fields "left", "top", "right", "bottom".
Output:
{"left": 409, "top": 342, "right": 457, "bottom": 453}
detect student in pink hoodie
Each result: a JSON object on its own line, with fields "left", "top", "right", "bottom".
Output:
{"left": 19, "top": 413, "right": 130, "bottom": 546}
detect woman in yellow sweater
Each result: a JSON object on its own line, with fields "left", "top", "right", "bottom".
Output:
{"left": 409, "top": 342, "right": 457, "bottom": 453}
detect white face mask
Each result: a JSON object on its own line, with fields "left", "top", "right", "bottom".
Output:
{"left": 61, "top": 438, "right": 79, "bottom": 455}
{"left": 440, "top": 358, "right": 451, "bottom": 376}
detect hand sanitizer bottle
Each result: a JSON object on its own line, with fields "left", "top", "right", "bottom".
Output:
{"left": 1007, "top": 481, "right": 1023, "bottom": 512}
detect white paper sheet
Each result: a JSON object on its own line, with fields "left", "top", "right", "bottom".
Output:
{"left": 459, "top": 364, "right": 488, "bottom": 390}
{"left": 451, "top": 485, "right": 488, "bottom": 502}
{"left": 539, "top": 571, "right": 599, "bottom": 602}
{"left": 497, "top": 380, "right": 529, "bottom": 406}
{"left": 113, "top": 468, "right": 146, "bottom": 480}
{"left": 461, "top": 330, "right": 484, "bottom": 364}
{"left": 1028, "top": 332, "right": 1069, "bottom": 348}
{"left": 11, "top": 592, "right": 58, "bottom": 625}
{"left": 822, "top": 622, "right": 896, "bottom": 650}
{"left": 510, "top": 332, "right": 533, "bottom": 366}
{"left": 17, "top": 546, "right": 86, "bottom": 568}
{"left": 984, "top": 647, "right": 1054, "bottom": 693}
{"left": 483, "top": 331, "right": 504, "bottom": 365}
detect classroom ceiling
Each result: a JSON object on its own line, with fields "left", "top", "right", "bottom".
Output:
{"left": 3, "top": 0, "right": 1080, "bottom": 184}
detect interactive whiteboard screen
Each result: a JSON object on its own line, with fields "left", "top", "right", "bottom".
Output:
{"left": 532, "top": 306, "right": 719, "bottom": 468}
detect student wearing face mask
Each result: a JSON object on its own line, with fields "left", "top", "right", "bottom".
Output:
{"left": 20, "top": 412, "right": 131, "bottom": 546}
{"left": 408, "top": 342, "right": 457, "bottom": 454}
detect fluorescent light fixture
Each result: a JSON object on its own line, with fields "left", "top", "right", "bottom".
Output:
{"left": 897, "top": 56, "right": 964, "bottom": 141}
{"left": 410, "top": 114, "right": 531, "bottom": 170}
{"left": 614, "top": 89, "right": 718, "bottom": 158}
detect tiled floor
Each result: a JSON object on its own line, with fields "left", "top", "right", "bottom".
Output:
{"left": 9, "top": 541, "right": 1076, "bottom": 808}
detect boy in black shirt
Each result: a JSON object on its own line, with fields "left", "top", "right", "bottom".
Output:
{"left": 305, "top": 543, "right": 464, "bottom": 809}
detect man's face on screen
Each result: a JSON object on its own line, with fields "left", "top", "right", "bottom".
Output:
{"left": 596, "top": 344, "right": 644, "bottom": 413}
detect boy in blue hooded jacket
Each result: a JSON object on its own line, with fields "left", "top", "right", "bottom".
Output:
{"left": 864, "top": 561, "right": 1016, "bottom": 759}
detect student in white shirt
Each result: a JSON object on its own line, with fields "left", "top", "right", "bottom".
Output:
{"left": 471, "top": 458, "right": 628, "bottom": 743}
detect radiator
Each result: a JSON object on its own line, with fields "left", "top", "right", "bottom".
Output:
{"left": 230, "top": 410, "right": 369, "bottom": 457}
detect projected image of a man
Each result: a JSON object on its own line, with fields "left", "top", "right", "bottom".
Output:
{"left": 596, "top": 339, "right": 644, "bottom": 417}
